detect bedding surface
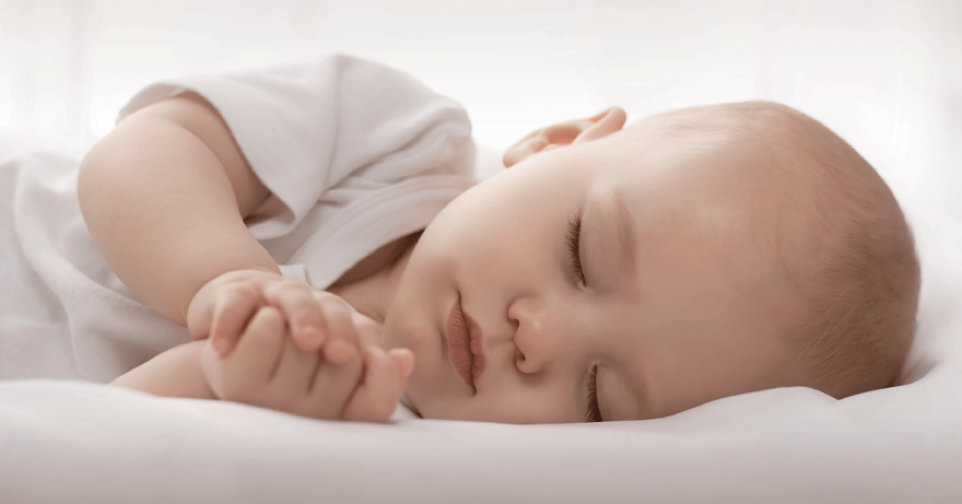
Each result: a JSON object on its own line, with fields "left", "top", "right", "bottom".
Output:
{"left": 1, "top": 199, "right": 960, "bottom": 503}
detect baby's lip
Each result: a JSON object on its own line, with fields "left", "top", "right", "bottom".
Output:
{"left": 445, "top": 296, "right": 474, "bottom": 392}
{"left": 462, "top": 304, "right": 486, "bottom": 387}
{"left": 444, "top": 295, "right": 487, "bottom": 394}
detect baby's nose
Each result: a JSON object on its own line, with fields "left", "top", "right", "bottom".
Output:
{"left": 508, "top": 297, "right": 564, "bottom": 374}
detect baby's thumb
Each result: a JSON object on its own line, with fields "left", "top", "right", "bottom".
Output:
{"left": 185, "top": 294, "right": 213, "bottom": 341}
{"left": 387, "top": 348, "right": 415, "bottom": 381}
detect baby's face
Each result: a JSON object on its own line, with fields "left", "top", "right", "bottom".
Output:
{"left": 383, "top": 109, "right": 805, "bottom": 423}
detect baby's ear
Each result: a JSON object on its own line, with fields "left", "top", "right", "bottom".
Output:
{"left": 502, "top": 107, "right": 626, "bottom": 168}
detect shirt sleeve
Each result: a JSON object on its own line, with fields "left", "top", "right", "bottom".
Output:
{"left": 116, "top": 53, "right": 475, "bottom": 240}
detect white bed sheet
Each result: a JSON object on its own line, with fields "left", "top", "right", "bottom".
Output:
{"left": 1, "top": 197, "right": 960, "bottom": 503}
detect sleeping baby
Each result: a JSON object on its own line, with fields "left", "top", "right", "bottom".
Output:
{"left": 74, "top": 55, "right": 920, "bottom": 423}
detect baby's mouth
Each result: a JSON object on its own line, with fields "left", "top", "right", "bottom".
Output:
{"left": 445, "top": 295, "right": 476, "bottom": 393}
{"left": 445, "top": 294, "right": 487, "bottom": 395}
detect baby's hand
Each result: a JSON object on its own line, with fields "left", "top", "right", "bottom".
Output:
{"left": 200, "top": 305, "right": 415, "bottom": 422}
{"left": 186, "top": 269, "right": 357, "bottom": 361}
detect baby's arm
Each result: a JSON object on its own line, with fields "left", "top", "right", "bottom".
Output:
{"left": 112, "top": 341, "right": 215, "bottom": 399}
{"left": 78, "top": 92, "right": 277, "bottom": 327}
{"left": 113, "top": 304, "right": 413, "bottom": 422}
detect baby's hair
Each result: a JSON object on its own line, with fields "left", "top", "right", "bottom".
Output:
{"left": 641, "top": 101, "right": 921, "bottom": 398}
{"left": 730, "top": 101, "right": 919, "bottom": 398}
{"left": 759, "top": 102, "right": 920, "bottom": 398}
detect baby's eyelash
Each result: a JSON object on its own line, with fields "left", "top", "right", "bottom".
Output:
{"left": 585, "top": 364, "right": 602, "bottom": 422}
{"left": 566, "top": 215, "right": 587, "bottom": 287}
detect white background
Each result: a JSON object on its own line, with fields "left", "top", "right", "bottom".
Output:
{"left": 1, "top": 0, "right": 960, "bottom": 219}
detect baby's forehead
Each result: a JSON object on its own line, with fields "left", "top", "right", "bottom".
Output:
{"left": 639, "top": 101, "right": 811, "bottom": 131}
{"left": 614, "top": 109, "right": 829, "bottom": 259}
{"left": 621, "top": 102, "right": 820, "bottom": 159}
{"left": 608, "top": 114, "right": 786, "bottom": 181}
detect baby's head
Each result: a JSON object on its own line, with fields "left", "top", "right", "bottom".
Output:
{"left": 383, "top": 101, "right": 920, "bottom": 423}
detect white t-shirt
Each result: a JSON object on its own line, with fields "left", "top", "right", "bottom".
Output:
{"left": 0, "top": 54, "right": 476, "bottom": 383}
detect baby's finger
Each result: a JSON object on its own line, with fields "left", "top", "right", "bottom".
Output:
{"left": 343, "top": 347, "right": 404, "bottom": 423}
{"left": 351, "top": 311, "right": 384, "bottom": 349}
{"left": 387, "top": 348, "right": 415, "bottom": 382}
{"left": 210, "top": 282, "right": 262, "bottom": 356}
{"left": 314, "top": 292, "right": 358, "bottom": 363}
{"left": 264, "top": 281, "right": 326, "bottom": 352}
{"left": 186, "top": 291, "right": 214, "bottom": 341}
{"left": 272, "top": 333, "right": 322, "bottom": 395}
{"left": 228, "top": 306, "right": 286, "bottom": 383}
{"left": 307, "top": 344, "right": 364, "bottom": 420}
